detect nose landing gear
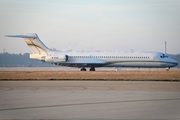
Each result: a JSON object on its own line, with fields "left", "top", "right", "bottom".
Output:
{"left": 166, "top": 67, "right": 170, "bottom": 71}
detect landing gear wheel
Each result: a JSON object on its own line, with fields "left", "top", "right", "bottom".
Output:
{"left": 166, "top": 67, "right": 170, "bottom": 71}
{"left": 80, "top": 68, "right": 86, "bottom": 71}
{"left": 89, "top": 67, "right": 95, "bottom": 71}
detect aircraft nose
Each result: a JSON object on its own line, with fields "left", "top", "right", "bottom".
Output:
{"left": 173, "top": 59, "right": 178, "bottom": 66}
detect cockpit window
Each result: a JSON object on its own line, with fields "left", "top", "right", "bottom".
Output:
{"left": 160, "top": 54, "right": 168, "bottom": 58}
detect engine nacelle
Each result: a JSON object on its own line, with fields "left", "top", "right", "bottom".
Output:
{"left": 45, "top": 55, "right": 68, "bottom": 63}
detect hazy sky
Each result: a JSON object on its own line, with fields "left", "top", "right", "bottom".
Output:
{"left": 0, "top": 0, "right": 180, "bottom": 54}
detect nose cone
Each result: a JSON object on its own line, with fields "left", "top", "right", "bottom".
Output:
{"left": 175, "top": 61, "right": 178, "bottom": 66}
{"left": 172, "top": 59, "right": 178, "bottom": 67}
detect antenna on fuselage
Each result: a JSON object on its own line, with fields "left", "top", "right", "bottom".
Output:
{"left": 3, "top": 49, "right": 6, "bottom": 53}
{"left": 130, "top": 49, "right": 134, "bottom": 53}
{"left": 164, "top": 41, "right": 167, "bottom": 54}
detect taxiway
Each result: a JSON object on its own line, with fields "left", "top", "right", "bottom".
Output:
{"left": 0, "top": 81, "right": 180, "bottom": 119}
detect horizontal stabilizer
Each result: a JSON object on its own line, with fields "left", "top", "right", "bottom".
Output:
{"left": 5, "top": 34, "right": 38, "bottom": 39}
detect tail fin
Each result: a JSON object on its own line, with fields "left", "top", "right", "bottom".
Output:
{"left": 5, "top": 33, "right": 51, "bottom": 56}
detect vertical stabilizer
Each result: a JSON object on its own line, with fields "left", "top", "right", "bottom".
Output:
{"left": 5, "top": 33, "right": 51, "bottom": 56}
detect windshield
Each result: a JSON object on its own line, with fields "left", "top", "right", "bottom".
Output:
{"left": 160, "top": 54, "right": 168, "bottom": 58}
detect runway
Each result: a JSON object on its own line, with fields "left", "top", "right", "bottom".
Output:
{"left": 0, "top": 81, "right": 180, "bottom": 119}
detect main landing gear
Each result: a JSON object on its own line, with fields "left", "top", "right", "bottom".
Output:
{"left": 89, "top": 67, "right": 95, "bottom": 71}
{"left": 80, "top": 67, "right": 95, "bottom": 71}
{"left": 80, "top": 67, "right": 86, "bottom": 71}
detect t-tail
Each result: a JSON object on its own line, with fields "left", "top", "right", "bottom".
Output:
{"left": 5, "top": 33, "right": 51, "bottom": 61}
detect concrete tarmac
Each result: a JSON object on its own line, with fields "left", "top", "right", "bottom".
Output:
{"left": 0, "top": 81, "right": 180, "bottom": 119}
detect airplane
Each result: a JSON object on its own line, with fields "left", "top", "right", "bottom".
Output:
{"left": 5, "top": 33, "right": 178, "bottom": 71}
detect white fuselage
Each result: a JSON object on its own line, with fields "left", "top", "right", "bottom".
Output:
{"left": 47, "top": 51, "right": 178, "bottom": 68}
